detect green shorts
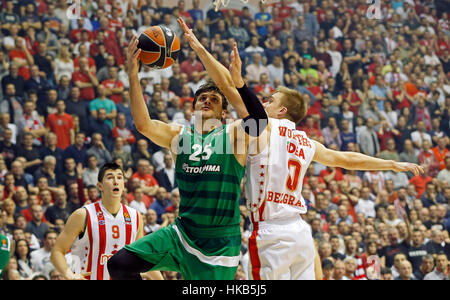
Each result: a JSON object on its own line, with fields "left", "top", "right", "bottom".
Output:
{"left": 124, "top": 222, "right": 241, "bottom": 280}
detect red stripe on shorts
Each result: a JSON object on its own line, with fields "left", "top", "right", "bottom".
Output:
{"left": 249, "top": 220, "right": 261, "bottom": 280}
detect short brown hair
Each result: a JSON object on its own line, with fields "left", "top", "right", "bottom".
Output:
{"left": 276, "top": 86, "right": 308, "bottom": 124}
{"left": 193, "top": 81, "right": 229, "bottom": 110}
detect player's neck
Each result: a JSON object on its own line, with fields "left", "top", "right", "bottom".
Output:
{"left": 194, "top": 118, "right": 222, "bottom": 135}
{"left": 101, "top": 197, "right": 122, "bottom": 216}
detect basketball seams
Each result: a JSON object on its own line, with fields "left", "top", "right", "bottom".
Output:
{"left": 137, "top": 26, "right": 180, "bottom": 68}
{"left": 138, "top": 32, "right": 162, "bottom": 64}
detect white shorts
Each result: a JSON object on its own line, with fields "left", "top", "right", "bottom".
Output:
{"left": 247, "top": 216, "right": 316, "bottom": 280}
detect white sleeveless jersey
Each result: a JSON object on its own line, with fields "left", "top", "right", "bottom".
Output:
{"left": 245, "top": 118, "right": 316, "bottom": 222}
{"left": 70, "top": 201, "right": 139, "bottom": 280}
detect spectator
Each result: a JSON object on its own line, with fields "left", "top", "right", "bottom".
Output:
{"left": 379, "top": 228, "right": 408, "bottom": 269}
{"left": 413, "top": 254, "right": 435, "bottom": 280}
{"left": 16, "top": 132, "right": 41, "bottom": 174}
{"left": 357, "top": 118, "right": 380, "bottom": 157}
{"left": 13, "top": 239, "right": 33, "bottom": 279}
{"left": 89, "top": 85, "right": 117, "bottom": 130}
{"left": 71, "top": 57, "right": 98, "bottom": 101}
{"left": 82, "top": 155, "right": 99, "bottom": 187}
{"left": 44, "top": 189, "right": 70, "bottom": 226}
{"left": 33, "top": 155, "right": 57, "bottom": 189}
{"left": 86, "top": 132, "right": 112, "bottom": 167}
{"left": 45, "top": 100, "right": 74, "bottom": 150}
{"left": 394, "top": 260, "right": 416, "bottom": 280}
{"left": 179, "top": 50, "right": 204, "bottom": 81}
{"left": 154, "top": 153, "right": 177, "bottom": 192}
{"left": 101, "top": 66, "right": 124, "bottom": 105}
{"left": 24, "top": 204, "right": 49, "bottom": 242}
{"left": 65, "top": 86, "right": 89, "bottom": 133}
{"left": 245, "top": 52, "right": 269, "bottom": 86}
{"left": 54, "top": 46, "right": 74, "bottom": 83}
{"left": 424, "top": 253, "right": 449, "bottom": 280}
{"left": 150, "top": 187, "right": 171, "bottom": 224}
{"left": 63, "top": 131, "right": 87, "bottom": 167}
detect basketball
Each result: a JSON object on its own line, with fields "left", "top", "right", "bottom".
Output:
{"left": 137, "top": 25, "right": 180, "bottom": 69}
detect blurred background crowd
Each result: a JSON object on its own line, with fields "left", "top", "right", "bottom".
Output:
{"left": 0, "top": 0, "right": 449, "bottom": 280}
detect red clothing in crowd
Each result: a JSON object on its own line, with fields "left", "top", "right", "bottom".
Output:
{"left": 432, "top": 147, "right": 449, "bottom": 170}
{"left": 45, "top": 113, "right": 74, "bottom": 150}
{"left": 111, "top": 126, "right": 136, "bottom": 145}
{"left": 409, "top": 175, "right": 432, "bottom": 198}
{"left": 9, "top": 49, "right": 30, "bottom": 80}
{"left": 101, "top": 79, "right": 124, "bottom": 104}
{"left": 71, "top": 70, "right": 96, "bottom": 100}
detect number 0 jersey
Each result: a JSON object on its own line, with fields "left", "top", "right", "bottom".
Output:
{"left": 245, "top": 118, "right": 316, "bottom": 222}
{"left": 70, "top": 201, "right": 139, "bottom": 280}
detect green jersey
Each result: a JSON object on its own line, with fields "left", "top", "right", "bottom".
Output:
{"left": 125, "top": 124, "right": 245, "bottom": 279}
{"left": 175, "top": 124, "right": 245, "bottom": 237}
{"left": 0, "top": 234, "right": 11, "bottom": 278}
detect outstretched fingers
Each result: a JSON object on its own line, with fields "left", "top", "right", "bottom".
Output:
{"left": 177, "top": 17, "right": 190, "bottom": 34}
{"left": 128, "top": 35, "right": 141, "bottom": 58}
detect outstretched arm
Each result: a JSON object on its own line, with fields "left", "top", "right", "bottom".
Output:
{"left": 177, "top": 17, "right": 248, "bottom": 119}
{"left": 128, "top": 36, "right": 181, "bottom": 150}
{"left": 178, "top": 18, "right": 268, "bottom": 137}
{"left": 312, "top": 140, "right": 423, "bottom": 176}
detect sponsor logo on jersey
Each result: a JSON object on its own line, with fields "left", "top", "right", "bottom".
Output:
{"left": 266, "top": 190, "right": 306, "bottom": 208}
{"left": 182, "top": 163, "right": 221, "bottom": 174}
{"left": 278, "top": 127, "right": 312, "bottom": 148}
{"left": 100, "top": 253, "right": 114, "bottom": 265}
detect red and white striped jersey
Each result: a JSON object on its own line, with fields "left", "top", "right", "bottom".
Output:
{"left": 70, "top": 201, "right": 140, "bottom": 280}
{"left": 245, "top": 118, "right": 316, "bottom": 223}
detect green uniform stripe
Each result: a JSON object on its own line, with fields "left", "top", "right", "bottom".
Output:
{"left": 179, "top": 189, "right": 239, "bottom": 202}
{"left": 176, "top": 172, "right": 241, "bottom": 184}
{"left": 179, "top": 206, "right": 236, "bottom": 218}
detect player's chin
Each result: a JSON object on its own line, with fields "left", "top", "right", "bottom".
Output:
{"left": 111, "top": 188, "right": 123, "bottom": 196}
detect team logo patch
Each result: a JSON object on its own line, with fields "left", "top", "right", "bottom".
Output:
{"left": 99, "top": 220, "right": 105, "bottom": 225}
{"left": 1, "top": 239, "right": 7, "bottom": 250}
{"left": 123, "top": 212, "right": 131, "bottom": 223}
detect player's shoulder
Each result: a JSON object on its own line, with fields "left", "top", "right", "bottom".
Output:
{"left": 70, "top": 206, "right": 88, "bottom": 221}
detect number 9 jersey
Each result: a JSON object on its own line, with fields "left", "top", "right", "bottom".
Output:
{"left": 71, "top": 202, "right": 139, "bottom": 280}
{"left": 245, "top": 118, "right": 316, "bottom": 223}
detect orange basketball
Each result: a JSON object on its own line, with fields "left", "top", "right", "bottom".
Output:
{"left": 137, "top": 25, "right": 180, "bottom": 69}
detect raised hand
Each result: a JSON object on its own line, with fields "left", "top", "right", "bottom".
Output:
{"left": 177, "top": 17, "right": 202, "bottom": 52}
{"left": 126, "top": 35, "right": 142, "bottom": 76}
{"left": 229, "top": 42, "right": 245, "bottom": 88}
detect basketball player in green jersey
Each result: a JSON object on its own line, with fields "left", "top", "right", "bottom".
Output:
{"left": 0, "top": 208, "right": 11, "bottom": 278}
{"left": 108, "top": 31, "right": 269, "bottom": 280}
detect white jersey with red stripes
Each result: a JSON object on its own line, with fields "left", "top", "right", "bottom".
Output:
{"left": 70, "top": 201, "right": 140, "bottom": 280}
{"left": 245, "top": 118, "right": 316, "bottom": 222}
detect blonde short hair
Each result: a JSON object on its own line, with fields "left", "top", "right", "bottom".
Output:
{"left": 276, "top": 86, "right": 308, "bottom": 124}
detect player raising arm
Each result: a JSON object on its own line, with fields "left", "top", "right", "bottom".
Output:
{"left": 219, "top": 41, "right": 423, "bottom": 279}
{"left": 107, "top": 28, "right": 268, "bottom": 280}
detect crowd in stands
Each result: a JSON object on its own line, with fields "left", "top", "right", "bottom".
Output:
{"left": 0, "top": 0, "right": 449, "bottom": 280}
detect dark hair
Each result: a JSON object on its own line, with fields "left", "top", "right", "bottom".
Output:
{"left": 97, "top": 162, "right": 124, "bottom": 182}
{"left": 192, "top": 81, "right": 228, "bottom": 111}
